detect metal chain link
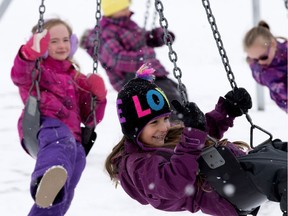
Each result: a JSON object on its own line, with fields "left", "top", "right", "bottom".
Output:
{"left": 88, "top": 0, "right": 102, "bottom": 127}
{"left": 143, "top": 0, "right": 151, "bottom": 30}
{"left": 154, "top": 0, "right": 188, "bottom": 104}
{"left": 151, "top": 8, "right": 158, "bottom": 30}
{"left": 285, "top": 0, "right": 288, "bottom": 9}
{"left": 143, "top": 0, "right": 157, "bottom": 65}
{"left": 29, "top": 0, "right": 46, "bottom": 100}
{"left": 92, "top": 0, "right": 102, "bottom": 75}
{"left": 202, "top": 0, "right": 237, "bottom": 91}
{"left": 143, "top": 0, "right": 158, "bottom": 31}
{"left": 36, "top": 0, "right": 45, "bottom": 33}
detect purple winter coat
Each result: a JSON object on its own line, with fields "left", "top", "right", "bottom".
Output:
{"left": 114, "top": 97, "right": 245, "bottom": 216}
{"left": 249, "top": 39, "right": 287, "bottom": 112}
{"left": 11, "top": 50, "right": 107, "bottom": 147}
{"left": 81, "top": 12, "right": 169, "bottom": 92}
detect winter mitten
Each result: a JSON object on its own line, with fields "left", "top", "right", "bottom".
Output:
{"left": 21, "top": 29, "right": 50, "bottom": 61}
{"left": 224, "top": 87, "right": 252, "bottom": 117}
{"left": 172, "top": 100, "right": 206, "bottom": 131}
{"left": 163, "top": 30, "right": 175, "bottom": 44}
{"left": 146, "top": 28, "right": 175, "bottom": 47}
{"left": 87, "top": 73, "right": 107, "bottom": 101}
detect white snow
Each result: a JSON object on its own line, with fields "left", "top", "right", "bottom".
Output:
{"left": 0, "top": 0, "right": 287, "bottom": 215}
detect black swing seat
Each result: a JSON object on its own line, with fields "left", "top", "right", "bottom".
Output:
{"left": 198, "top": 138, "right": 287, "bottom": 214}
{"left": 198, "top": 145, "right": 267, "bottom": 213}
{"left": 22, "top": 95, "right": 98, "bottom": 158}
{"left": 22, "top": 96, "right": 41, "bottom": 159}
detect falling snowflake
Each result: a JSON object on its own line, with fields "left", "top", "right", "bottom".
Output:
{"left": 184, "top": 184, "right": 195, "bottom": 196}
{"left": 223, "top": 184, "right": 236, "bottom": 197}
{"left": 177, "top": 113, "right": 184, "bottom": 119}
{"left": 148, "top": 183, "right": 155, "bottom": 190}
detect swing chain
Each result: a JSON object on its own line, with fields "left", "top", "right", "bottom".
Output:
{"left": 151, "top": 6, "right": 158, "bottom": 30}
{"left": 28, "top": 0, "right": 46, "bottom": 100}
{"left": 89, "top": 0, "right": 102, "bottom": 127}
{"left": 92, "top": 0, "right": 101, "bottom": 75}
{"left": 154, "top": 0, "right": 188, "bottom": 105}
{"left": 143, "top": 0, "right": 151, "bottom": 30}
{"left": 202, "top": 0, "right": 237, "bottom": 91}
{"left": 36, "top": 0, "right": 46, "bottom": 33}
{"left": 144, "top": 0, "right": 158, "bottom": 34}
{"left": 201, "top": 0, "right": 273, "bottom": 147}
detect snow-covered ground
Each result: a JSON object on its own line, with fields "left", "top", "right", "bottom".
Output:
{"left": 0, "top": 0, "right": 287, "bottom": 215}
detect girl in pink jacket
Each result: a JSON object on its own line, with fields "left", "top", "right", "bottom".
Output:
{"left": 11, "top": 18, "right": 107, "bottom": 215}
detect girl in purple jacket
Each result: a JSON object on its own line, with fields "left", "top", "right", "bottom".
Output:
{"left": 80, "top": 0, "right": 183, "bottom": 120}
{"left": 106, "top": 64, "right": 287, "bottom": 215}
{"left": 243, "top": 20, "right": 287, "bottom": 113}
{"left": 104, "top": 63, "right": 264, "bottom": 216}
{"left": 11, "top": 18, "right": 107, "bottom": 215}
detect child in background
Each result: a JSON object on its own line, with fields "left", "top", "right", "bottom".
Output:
{"left": 105, "top": 63, "right": 287, "bottom": 216}
{"left": 80, "top": 0, "right": 184, "bottom": 119}
{"left": 243, "top": 20, "right": 287, "bottom": 113}
{"left": 11, "top": 18, "right": 107, "bottom": 215}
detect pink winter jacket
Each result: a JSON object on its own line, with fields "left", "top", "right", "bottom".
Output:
{"left": 11, "top": 50, "right": 107, "bottom": 144}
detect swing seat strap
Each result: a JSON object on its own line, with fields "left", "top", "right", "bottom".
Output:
{"left": 22, "top": 96, "right": 40, "bottom": 159}
{"left": 198, "top": 146, "right": 267, "bottom": 213}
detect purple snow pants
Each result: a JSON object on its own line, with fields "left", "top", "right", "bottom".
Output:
{"left": 28, "top": 117, "right": 86, "bottom": 216}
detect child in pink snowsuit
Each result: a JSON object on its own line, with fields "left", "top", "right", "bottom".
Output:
{"left": 11, "top": 18, "right": 107, "bottom": 215}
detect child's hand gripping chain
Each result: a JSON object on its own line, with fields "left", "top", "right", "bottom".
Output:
{"left": 223, "top": 87, "right": 252, "bottom": 117}
{"left": 172, "top": 100, "right": 206, "bottom": 131}
{"left": 87, "top": 73, "right": 107, "bottom": 101}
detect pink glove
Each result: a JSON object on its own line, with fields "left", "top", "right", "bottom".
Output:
{"left": 87, "top": 73, "right": 107, "bottom": 101}
{"left": 21, "top": 29, "right": 50, "bottom": 61}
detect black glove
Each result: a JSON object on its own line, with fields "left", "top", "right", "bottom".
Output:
{"left": 81, "top": 126, "right": 97, "bottom": 156}
{"left": 172, "top": 100, "right": 206, "bottom": 131}
{"left": 224, "top": 87, "right": 252, "bottom": 117}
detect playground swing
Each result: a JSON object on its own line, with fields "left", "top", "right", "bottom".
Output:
{"left": 143, "top": 0, "right": 158, "bottom": 33}
{"left": 153, "top": 0, "right": 287, "bottom": 215}
{"left": 80, "top": 0, "right": 102, "bottom": 155}
{"left": 22, "top": 0, "right": 102, "bottom": 158}
{"left": 22, "top": 0, "right": 45, "bottom": 159}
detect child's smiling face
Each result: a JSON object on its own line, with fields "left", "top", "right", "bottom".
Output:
{"left": 48, "top": 24, "right": 71, "bottom": 61}
{"left": 139, "top": 115, "right": 171, "bottom": 147}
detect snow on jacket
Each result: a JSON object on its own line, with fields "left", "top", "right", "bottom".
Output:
{"left": 249, "top": 39, "right": 287, "bottom": 112}
{"left": 81, "top": 13, "right": 169, "bottom": 92}
{"left": 114, "top": 97, "right": 245, "bottom": 216}
{"left": 11, "top": 50, "right": 107, "bottom": 145}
